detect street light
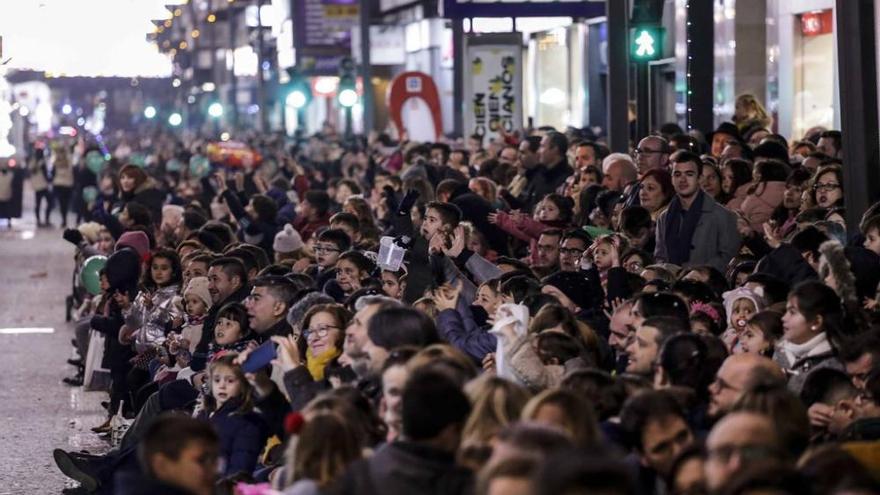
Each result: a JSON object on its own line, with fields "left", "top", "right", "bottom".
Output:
{"left": 144, "top": 106, "right": 157, "bottom": 119}
{"left": 337, "top": 76, "right": 357, "bottom": 139}
{"left": 286, "top": 89, "right": 308, "bottom": 109}
{"left": 284, "top": 69, "right": 313, "bottom": 134}
{"left": 338, "top": 87, "right": 358, "bottom": 108}
{"left": 168, "top": 112, "right": 183, "bottom": 126}
{"left": 208, "top": 102, "right": 224, "bottom": 118}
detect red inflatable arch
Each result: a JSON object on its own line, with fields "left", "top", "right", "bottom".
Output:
{"left": 387, "top": 71, "right": 443, "bottom": 140}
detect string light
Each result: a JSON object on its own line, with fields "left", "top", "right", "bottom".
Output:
{"left": 207, "top": 14, "right": 216, "bottom": 23}
{"left": 191, "top": 29, "right": 200, "bottom": 38}
{"left": 164, "top": 19, "right": 173, "bottom": 28}
{"left": 686, "top": 0, "right": 693, "bottom": 131}
{"left": 179, "top": 41, "right": 188, "bottom": 49}
{"left": 173, "top": 8, "right": 182, "bottom": 16}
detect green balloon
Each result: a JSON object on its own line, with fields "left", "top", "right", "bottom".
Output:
{"left": 189, "top": 155, "right": 210, "bottom": 178}
{"left": 129, "top": 153, "right": 146, "bottom": 168}
{"left": 85, "top": 151, "right": 105, "bottom": 175}
{"left": 166, "top": 158, "right": 182, "bottom": 172}
{"left": 80, "top": 255, "right": 108, "bottom": 296}
{"left": 82, "top": 186, "right": 98, "bottom": 204}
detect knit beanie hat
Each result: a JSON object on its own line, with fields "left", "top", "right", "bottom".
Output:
{"left": 105, "top": 248, "right": 141, "bottom": 294}
{"left": 541, "top": 271, "right": 602, "bottom": 311}
{"left": 722, "top": 287, "right": 765, "bottom": 327}
{"left": 274, "top": 224, "right": 304, "bottom": 254}
{"left": 116, "top": 230, "right": 151, "bottom": 262}
{"left": 184, "top": 276, "right": 213, "bottom": 310}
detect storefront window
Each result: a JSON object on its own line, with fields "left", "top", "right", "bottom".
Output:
{"left": 532, "top": 28, "right": 570, "bottom": 130}
{"left": 793, "top": 10, "right": 834, "bottom": 139}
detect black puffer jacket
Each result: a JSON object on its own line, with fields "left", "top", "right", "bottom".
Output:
{"left": 755, "top": 244, "right": 817, "bottom": 287}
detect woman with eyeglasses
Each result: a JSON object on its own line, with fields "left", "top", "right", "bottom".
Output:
{"left": 810, "top": 165, "right": 845, "bottom": 209}
{"left": 299, "top": 304, "right": 352, "bottom": 381}
{"left": 276, "top": 303, "right": 352, "bottom": 386}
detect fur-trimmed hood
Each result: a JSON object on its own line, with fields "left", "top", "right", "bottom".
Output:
{"left": 819, "top": 240, "right": 858, "bottom": 304}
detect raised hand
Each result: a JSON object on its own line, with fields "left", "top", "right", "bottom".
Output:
{"left": 609, "top": 236, "right": 621, "bottom": 267}
{"left": 443, "top": 225, "right": 466, "bottom": 258}
{"left": 271, "top": 335, "right": 302, "bottom": 373}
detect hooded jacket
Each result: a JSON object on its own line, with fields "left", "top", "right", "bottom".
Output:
{"left": 740, "top": 181, "right": 786, "bottom": 233}
{"left": 755, "top": 243, "right": 818, "bottom": 287}
{"left": 726, "top": 182, "right": 752, "bottom": 211}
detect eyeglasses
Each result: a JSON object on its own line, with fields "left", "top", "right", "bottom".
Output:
{"left": 314, "top": 245, "right": 341, "bottom": 254}
{"left": 813, "top": 183, "right": 841, "bottom": 192}
{"left": 303, "top": 325, "right": 339, "bottom": 340}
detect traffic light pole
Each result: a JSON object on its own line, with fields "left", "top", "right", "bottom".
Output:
{"left": 635, "top": 62, "right": 650, "bottom": 140}
{"left": 687, "top": 0, "right": 713, "bottom": 134}
{"left": 298, "top": 108, "right": 307, "bottom": 135}
{"left": 344, "top": 107, "right": 353, "bottom": 139}
{"left": 606, "top": 0, "right": 630, "bottom": 153}
{"left": 359, "top": 0, "right": 374, "bottom": 136}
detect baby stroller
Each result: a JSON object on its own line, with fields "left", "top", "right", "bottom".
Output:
{"left": 66, "top": 246, "right": 92, "bottom": 322}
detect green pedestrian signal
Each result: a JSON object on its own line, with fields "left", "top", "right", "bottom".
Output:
{"left": 630, "top": 27, "right": 664, "bottom": 62}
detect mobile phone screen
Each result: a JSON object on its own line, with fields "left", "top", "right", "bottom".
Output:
{"left": 241, "top": 341, "right": 276, "bottom": 373}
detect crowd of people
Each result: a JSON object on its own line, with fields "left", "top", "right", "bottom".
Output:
{"left": 40, "top": 92, "right": 880, "bottom": 495}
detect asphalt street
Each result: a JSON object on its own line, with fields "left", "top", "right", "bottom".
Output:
{"left": 0, "top": 185, "right": 106, "bottom": 493}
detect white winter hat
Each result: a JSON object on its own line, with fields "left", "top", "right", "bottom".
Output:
{"left": 184, "top": 276, "right": 213, "bottom": 310}
{"left": 274, "top": 224, "right": 304, "bottom": 254}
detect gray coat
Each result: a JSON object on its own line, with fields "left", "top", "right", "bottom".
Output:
{"left": 773, "top": 348, "right": 844, "bottom": 396}
{"left": 654, "top": 192, "right": 741, "bottom": 272}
